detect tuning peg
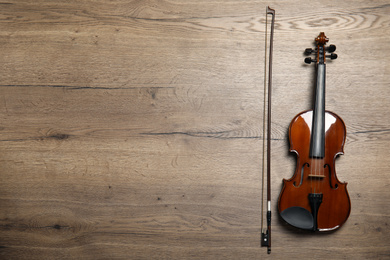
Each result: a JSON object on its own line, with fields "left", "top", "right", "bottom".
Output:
{"left": 304, "top": 48, "right": 314, "bottom": 55}
{"left": 326, "top": 53, "right": 338, "bottom": 60}
{"left": 326, "top": 44, "right": 336, "bottom": 53}
{"left": 304, "top": 57, "right": 315, "bottom": 64}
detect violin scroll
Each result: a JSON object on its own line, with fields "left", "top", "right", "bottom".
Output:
{"left": 315, "top": 32, "right": 328, "bottom": 45}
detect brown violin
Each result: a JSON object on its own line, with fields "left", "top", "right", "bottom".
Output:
{"left": 278, "top": 32, "right": 351, "bottom": 231}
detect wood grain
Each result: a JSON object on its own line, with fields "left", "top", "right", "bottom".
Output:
{"left": 0, "top": 0, "right": 389, "bottom": 259}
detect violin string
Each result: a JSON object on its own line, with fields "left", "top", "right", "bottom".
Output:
{"left": 310, "top": 158, "right": 313, "bottom": 193}
{"left": 317, "top": 51, "right": 321, "bottom": 195}
{"left": 316, "top": 158, "right": 318, "bottom": 194}
{"left": 310, "top": 121, "right": 313, "bottom": 194}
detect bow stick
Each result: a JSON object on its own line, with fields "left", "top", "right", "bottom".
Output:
{"left": 261, "top": 6, "right": 275, "bottom": 255}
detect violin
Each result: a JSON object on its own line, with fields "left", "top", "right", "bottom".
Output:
{"left": 278, "top": 32, "right": 351, "bottom": 231}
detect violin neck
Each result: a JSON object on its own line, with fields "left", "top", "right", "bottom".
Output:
{"left": 310, "top": 63, "right": 326, "bottom": 158}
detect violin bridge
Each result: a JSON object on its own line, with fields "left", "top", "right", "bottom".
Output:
{"left": 308, "top": 174, "right": 325, "bottom": 178}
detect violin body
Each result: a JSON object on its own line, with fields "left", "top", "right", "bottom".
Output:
{"left": 278, "top": 110, "right": 350, "bottom": 231}
{"left": 278, "top": 33, "right": 351, "bottom": 231}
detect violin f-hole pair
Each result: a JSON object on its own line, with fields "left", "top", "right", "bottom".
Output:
{"left": 278, "top": 32, "right": 351, "bottom": 231}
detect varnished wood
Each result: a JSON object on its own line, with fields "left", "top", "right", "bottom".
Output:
{"left": 0, "top": 0, "right": 389, "bottom": 259}
{"left": 278, "top": 110, "right": 351, "bottom": 230}
{"left": 279, "top": 33, "right": 350, "bottom": 232}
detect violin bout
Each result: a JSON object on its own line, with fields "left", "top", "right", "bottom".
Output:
{"left": 278, "top": 110, "right": 351, "bottom": 231}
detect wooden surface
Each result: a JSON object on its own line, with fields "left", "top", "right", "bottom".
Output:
{"left": 0, "top": 1, "right": 389, "bottom": 259}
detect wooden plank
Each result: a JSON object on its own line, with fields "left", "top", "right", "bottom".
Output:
{"left": 0, "top": 0, "right": 389, "bottom": 259}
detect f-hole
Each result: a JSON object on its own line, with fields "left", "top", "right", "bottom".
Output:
{"left": 325, "top": 164, "right": 338, "bottom": 189}
{"left": 294, "top": 163, "right": 309, "bottom": 187}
